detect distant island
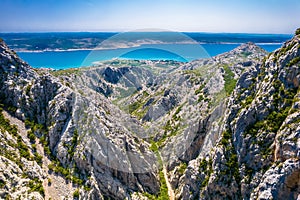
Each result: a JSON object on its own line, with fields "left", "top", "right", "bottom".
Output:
{"left": 0, "top": 32, "right": 292, "bottom": 52}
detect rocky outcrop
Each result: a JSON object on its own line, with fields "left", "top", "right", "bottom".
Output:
{"left": 182, "top": 32, "right": 300, "bottom": 199}
{"left": 0, "top": 30, "right": 299, "bottom": 200}
{"left": 0, "top": 40, "right": 160, "bottom": 200}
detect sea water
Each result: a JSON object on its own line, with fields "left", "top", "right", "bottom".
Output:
{"left": 17, "top": 43, "right": 281, "bottom": 69}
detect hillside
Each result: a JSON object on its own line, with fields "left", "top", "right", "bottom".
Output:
{"left": 0, "top": 30, "right": 299, "bottom": 200}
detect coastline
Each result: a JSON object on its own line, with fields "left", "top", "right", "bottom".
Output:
{"left": 13, "top": 42, "right": 284, "bottom": 53}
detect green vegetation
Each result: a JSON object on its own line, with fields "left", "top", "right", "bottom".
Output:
{"left": 25, "top": 84, "right": 32, "bottom": 96}
{"left": 142, "top": 148, "right": 168, "bottom": 200}
{"left": 286, "top": 57, "right": 300, "bottom": 67}
{"left": 154, "top": 104, "right": 184, "bottom": 148}
{"left": 127, "top": 91, "right": 151, "bottom": 119}
{"left": 7, "top": 105, "right": 17, "bottom": 113}
{"left": 157, "top": 170, "right": 169, "bottom": 200}
{"left": 16, "top": 134, "right": 31, "bottom": 160}
{"left": 34, "top": 152, "right": 43, "bottom": 166}
{"left": 0, "top": 108, "right": 18, "bottom": 136}
{"left": 150, "top": 141, "right": 159, "bottom": 153}
{"left": 48, "top": 160, "right": 84, "bottom": 186}
{"left": 28, "top": 178, "right": 45, "bottom": 196}
{"left": 199, "top": 158, "right": 213, "bottom": 188}
{"left": 50, "top": 68, "right": 81, "bottom": 77}
{"left": 194, "top": 84, "right": 205, "bottom": 95}
{"left": 223, "top": 65, "right": 237, "bottom": 96}
{"left": 242, "top": 77, "right": 298, "bottom": 181}
{"left": 115, "top": 87, "right": 137, "bottom": 99}
{"left": 220, "top": 130, "right": 231, "bottom": 146}
{"left": 296, "top": 28, "right": 300, "bottom": 36}
{"left": 178, "top": 162, "right": 187, "bottom": 175}
{"left": 0, "top": 180, "right": 5, "bottom": 188}
{"left": 218, "top": 130, "right": 241, "bottom": 187}
{"left": 0, "top": 106, "right": 32, "bottom": 168}
{"left": 66, "top": 129, "right": 79, "bottom": 158}
{"left": 73, "top": 189, "right": 80, "bottom": 198}
{"left": 241, "top": 52, "right": 252, "bottom": 57}
{"left": 48, "top": 178, "right": 52, "bottom": 185}
{"left": 281, "top": 42, "right": 296, "bottom": 55}
{"left": 24, "top": 114, "right": 86, "bottom": 187}
{"left": 27, "top": 130, "right": 36, "bottom": 143}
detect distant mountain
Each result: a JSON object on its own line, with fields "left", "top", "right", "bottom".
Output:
{"left": 0, "top": 29, "right": 299, "bottom": 200}
{"left": 0, "top": 32, "right": 292, "bottom": 52}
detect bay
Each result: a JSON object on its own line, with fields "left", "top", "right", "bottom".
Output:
{"left": 17, "top": 43, "right": 281, "bottom": 69}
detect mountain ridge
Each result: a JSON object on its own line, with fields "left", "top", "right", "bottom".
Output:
{"left": 0, "top": 30, "right": 299, "bottom": 199}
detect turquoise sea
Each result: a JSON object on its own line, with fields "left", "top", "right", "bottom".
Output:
{"left": 0, "top": 32, "right": 290, "bottom": 69}
{"left": 17, "top": 43, "right": 282, "bottom": 69}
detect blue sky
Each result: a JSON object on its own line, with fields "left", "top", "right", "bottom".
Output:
{"left": 0, "top": 0, "right": 299, "bottom": 33}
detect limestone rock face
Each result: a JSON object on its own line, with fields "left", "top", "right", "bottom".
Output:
{"left": 181, "top": 33, "right": 300, "bottom": 199}
{"left": 0, "top": 32, "right": 299, "bottom": 200}
{"left": 0, "top": 40, "right": 160, "bottom": 200}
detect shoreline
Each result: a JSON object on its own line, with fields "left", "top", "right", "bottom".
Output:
{"left": 14, "top": 42, "right": 283, "bottom": 53}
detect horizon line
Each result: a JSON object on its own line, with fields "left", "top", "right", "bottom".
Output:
{"left": 0, "top": 31, "right": 294, "bottom": 35}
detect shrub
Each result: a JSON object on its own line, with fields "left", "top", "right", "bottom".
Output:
{"left": 48, "top": 178, "right": 52, "bottom": 186}
{"left": 296, "top": 28, "right": 300, "bottom": 36}
{"left": 286, "top": 57, "right": 300, "bottom": 67}
{"left": 28, "top": 178, "right": 45, "bottom": 197}
{"left": 178, "top": 162, "right": 187, "bottom": 174}
{"left": 34, "top": 152, "right": 43, "bottom": 166}
{"left": 223, "top": 65, "right": 237, "bottom": 96}
{"left": 25, "top": 84, "right": 32, "bottom": 95}
{"left": 73, "top": 189, "right": 80, "bottom": 198}
{"left": 72, "top": 175, "right": 83, "bottom": 185}
{"left": 0, "top": 180, "right": 5, "bottom": 188}
{"left": 27, "top": 130, "right": 36, "bottom": 143}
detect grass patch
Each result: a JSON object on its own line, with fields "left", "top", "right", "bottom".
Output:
{"left": 50, "top": 68, "right": 81, "bottom": 77}
{"left": 223, "top": 65, "right": 237, "bottom": 96}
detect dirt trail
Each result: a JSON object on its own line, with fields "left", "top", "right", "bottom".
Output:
{"left": 158, "top": 151, "right": 175, "bottom": 200}
{"left": 162, "top": 165, "right": 175, "bottom": 200}
{"left": 3, "top": 111, "right": 76, "bottom": 200}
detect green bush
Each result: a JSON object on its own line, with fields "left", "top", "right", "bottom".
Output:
{"left": 286, "top": 57, "right": 300, "bottom": 67}
{"left": 25, "top": 119, "right": 34, "bottom": 129}
{"left": 296, "top": 28, "right": 300, "bottom": 35}
{"left": 178, "top": 162, "right": 187, "bottom": 174}
{"left": 72, "top": 175, "right": 83, "bottom": 185}
{"left": 25, "top": 84, "right": 32, "bottom": 96}
{"left": 0, "top": 180, "right": 5, "bottom": 188}
{"left": 223, "top": 65, "right": 237, "bottom": 96}
{"left": 16, "top": 136, "right": 31, "bottom": 159}
{"left": 28, "top": 178, "right": 45, "bottom": 196}
{"left": 27, "top": 130, "right": 36, "bottom": 143}
{"left": 48, "top": 178, "right": 52, "bottom": 186}
{"left": 68, "top": 129, "right": 79, "bottom": 157}
{"left": 73, "top": 189, "right": 80, "bottom": 198}
{"left": 220, "top": 130, "right": 231, "bottom": 146}
{"left": 34, "top": 152, "right": 43, "bottom": 166}
{"left": 199, "top": 159, "right": 208, "bottom": 172}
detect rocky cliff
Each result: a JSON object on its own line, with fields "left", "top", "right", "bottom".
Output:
{"left": 0, "top": 39, "right": 159, "bottom": 199}
{"left": 0, "top": 30, "right": 299, "bottom": 200}
{"left": 180, "top": 31, "right": 300, "bottom": 200}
